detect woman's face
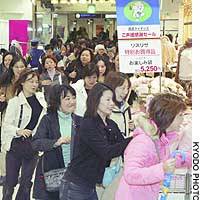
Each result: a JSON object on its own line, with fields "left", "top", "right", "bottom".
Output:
{"left": 80, "top": 50, "right": 91, "bottom": 65}
{"left": 115, "top": 79, "right": 129, "bottom": 102}
{"left": 22, "top": 74, "right": 39, "bottom": 97}
{"left": 44, "top": 58, "right": 56, "bottom": 71}
{"left": 97, "top": 60, "right": 106, "bottom": 76}
{"left": 84, "top": 74, "right": 98, "bottom": 90}
{"left": 61, "top": 45, "right": 67, "bottom": 55}
{"left": 97, "top": 48, "right": 105, "bottom": 56}
{"left": 60, "top": 92, "right": 76, "bottom": 114}
{"left": 166, "top": 112, "right": 185, "bottom": 132}
{"left": 97, "top": 90, "right": 114, "bottom": 116}
{"left": 4, "top": 54, "right": 13, "bottom": 68}
{"left": 13, "top": 60, "right": 26, "bottom": 79}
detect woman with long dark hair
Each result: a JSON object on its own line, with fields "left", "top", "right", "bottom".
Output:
{"left": 59, "top": 83, "right": 132, "bottom": 200}
{"left": 0, "top": 52, "right": 15, "bottom": 77}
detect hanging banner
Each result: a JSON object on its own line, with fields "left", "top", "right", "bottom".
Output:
{"left": 116, "top": 0, "right": 162, "bottom": 73}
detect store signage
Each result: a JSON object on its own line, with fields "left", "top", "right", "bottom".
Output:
{"left": 118, "top": 39, "right": 162, "bottom": 73}
{"left": 105, "top": 14, "right": 117, "bottom": 19}
{"left": 116, "top": 0, "right": 162, "bottom": 73}
{"left": 75, "top": 13, "right": 105, "bottom": 19}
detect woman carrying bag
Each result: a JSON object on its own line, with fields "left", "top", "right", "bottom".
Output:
{"left": 59, "top": 83, "right": 133, "bottom": 200}
{"left": 1, "top": 69, "right": 47, "bottom": 200}
{"left": 32, "top": 84, "right": 81, "bottom": 200}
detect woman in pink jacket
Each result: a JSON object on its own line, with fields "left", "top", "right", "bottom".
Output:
{"left": 115, "top": 93, "right": 191, "bottom": 200}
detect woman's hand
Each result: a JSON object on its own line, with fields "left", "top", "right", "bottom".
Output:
{"left": 16, "top": 129, "right": 32, "bottom": 138}
{"left": 54, "top": 136, "right": 71, "bottom": 146}
{"left": 163, "top": 158, "right": 176, "bottom": 173}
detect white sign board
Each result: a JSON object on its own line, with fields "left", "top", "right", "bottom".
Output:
{"left": 118, "top": 39, "right": 162, "bottom": 73}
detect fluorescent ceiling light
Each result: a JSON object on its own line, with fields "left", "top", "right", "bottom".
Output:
{"left": 60, "top": 0, "right": 68, "bottom": 3}
{"left": 51, "top": 0, "right": 58, "bottom": 4}
{"left": 71, "top": 0, "right": 77, "bottom": 4}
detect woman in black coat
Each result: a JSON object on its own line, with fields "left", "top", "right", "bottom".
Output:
{"left": 64, "top": 48, "right": 94, "bottom": 84}
{"left": 32, "top": 84, "right": 82, "bottom": 200}
{"left": 59, "top": 83, "right": 133, "bottom": 200}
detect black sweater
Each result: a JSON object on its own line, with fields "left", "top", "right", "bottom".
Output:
{"left": 64, "top": 115, "right": 132, "bottom": 188}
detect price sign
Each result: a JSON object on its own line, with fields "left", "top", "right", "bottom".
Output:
{"left": 118, "top": 39, "right": 162, "bottom": 73}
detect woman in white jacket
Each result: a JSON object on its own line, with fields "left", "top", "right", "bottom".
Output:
{"left": 71, "top": 63, "right": 99, "bottom": 117}
{"left": 2, "top": 69, "right": 47, "bottom": 200}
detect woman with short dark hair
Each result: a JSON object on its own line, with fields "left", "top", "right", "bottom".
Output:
{"left": 40, "top": 55, "right": 68, "bottom": 102}
{"left": 71, "top": 62, "right": 99, "bottom": 117}
{"left": 32, "top": 84, "right": 81, "bottom": 200}
{"left": 105, "top": 71, "right": 134, "bottom": 138}
{"left": 64, "top": 48, "right": 94, "bottom": 84}
{"left": 59, "top": 83, "right": 132, "bottom": 200}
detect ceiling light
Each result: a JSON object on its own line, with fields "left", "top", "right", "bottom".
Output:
{"left": 71, "top": 0, "right": 77, "bottom": 4}
{"left": 60, "top": 0, "right": 68, "bottom": 3}
{"left": 51, "top": 0, "right": 58, "bottom": 4}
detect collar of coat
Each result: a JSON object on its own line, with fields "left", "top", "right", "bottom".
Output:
{"left": 112, "top": 101, "right": 130, "bottom": 113}
{"left": 17, "top": 91, "right": 47, "bottom": 109}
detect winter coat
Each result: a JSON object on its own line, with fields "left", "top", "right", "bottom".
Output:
{"left": 64, "top": 115, "right": 132, "bottom": 188}
{"left": 31, "top": 112, "right": 82, "bottom": 200}
{"left": 1, "top": 91, "right": 47, "bottom": 152}
{"left": 110, "top": 102, "right": 131, "bottom": 138}
{"left": 40, "top": 70, "right": 68, "bottom": 102}
{"left": 115, "top": 127, "right": 192, "bottom": 200}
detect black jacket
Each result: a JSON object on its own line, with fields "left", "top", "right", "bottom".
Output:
{"left": 31, "top": 112, "right": 82, "bottom": 200}
{"left": 64, "top": 115, "right": 132, "bottom": 188}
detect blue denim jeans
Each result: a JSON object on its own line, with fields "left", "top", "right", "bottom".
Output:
{"left": 59, "top": 179, "right": 98, "bottom": 200}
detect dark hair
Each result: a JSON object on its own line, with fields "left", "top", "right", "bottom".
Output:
{"left": 0, "top": 55, "right": 27, "bottom": 86}
{"left": 148, "top": 93, "right": 187, "bottom": 137}
{"left": 2, "top": 52, "right": 16, "bottom": 68}
{"left": 94, "top": 55, "right": 110, "bottom": 76}
{"left": 82, "top": 63, "right": 99, "bottom": 79}
{"left": 41, "top": 55, "right": 58, "bottom": 68}
{"left": 48, "top": 84, "right": 76, "bottom": 113}
{"left": 0, "top": 48, "right": 8, "bottom": 56}
{"left": 84, "top": 82, "right": 115, "bottom": 118}
{"left": 77, "top": 48, "right": 94, "bottom": 64}
{"left": 45, "top": 44, "right": 54, "bottom": 51}
{"left": 104, "top": 71, "right": 131, "bottom": 100}
{"left": 14, "top": 68, "right": 39, "bottom": 95}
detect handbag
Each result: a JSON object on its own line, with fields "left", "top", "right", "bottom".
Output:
{"left": 42, "top": 155, "right": 67, "bottom": 192}
{"left": 10, "top": 105, "right": 36, "bottom": 159}
{"left": 102, "top": 156, "right": 122, "bottom": 187}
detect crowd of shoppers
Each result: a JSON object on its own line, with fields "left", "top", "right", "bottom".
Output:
{"left": 0, "top": 33, "right": 192, "bottom": 200}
